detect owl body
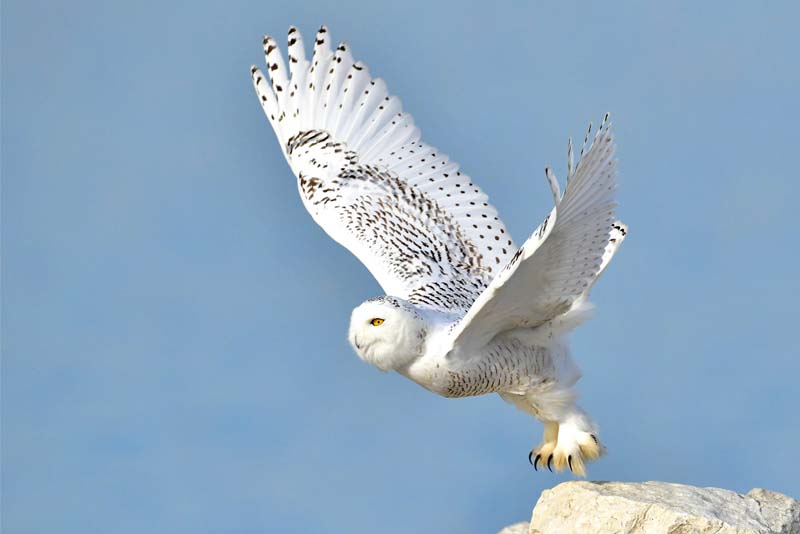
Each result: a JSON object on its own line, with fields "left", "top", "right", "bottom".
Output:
{"left": 252, "top": 26, "right": 626, "bottom": 475}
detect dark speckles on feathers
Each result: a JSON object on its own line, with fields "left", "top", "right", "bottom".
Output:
{"left": 443, "top": 339, "right": 555, "bottom": 397}
{"left": 286, "top": 128, "right": 496, "bottom": 313}
{"left": 253, "top": 28, "right": 519, "bottom": 312}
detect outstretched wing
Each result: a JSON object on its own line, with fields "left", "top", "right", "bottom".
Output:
{"left": 251, "top": 27, "right": 516, "bottom": 313}
{"left": 447, "top": 117, "right": 627, "bottom": 352}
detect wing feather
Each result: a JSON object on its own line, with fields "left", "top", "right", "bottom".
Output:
{"left": 446, "top": 117, "right": 627, "bottom": 351}
{"left": 252, "top": 27, "right": 516, "bottom": 312}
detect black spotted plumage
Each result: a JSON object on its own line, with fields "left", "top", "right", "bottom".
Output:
{"left": 289, "top": 128, "right": 490, "bottom": 312}
{"left": 252, "top": 28, "right": 517, "bottom": 314}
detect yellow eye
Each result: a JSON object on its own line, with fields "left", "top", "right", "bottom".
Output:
{"left": 370, "top": 318, "right": 385, "bottom": 326}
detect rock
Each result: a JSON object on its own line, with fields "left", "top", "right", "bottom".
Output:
{"left": 497, "top": 522, "right": 530, "bottom": 534}
{"left": 522, "top": 481, "right": 800, "bottom": 534}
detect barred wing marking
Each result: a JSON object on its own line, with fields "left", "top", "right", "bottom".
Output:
{"left": 251, "top": 27, "right": 516, "bottom": 312}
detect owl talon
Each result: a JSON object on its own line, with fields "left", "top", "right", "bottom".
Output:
{"left": 529, "top": 420, "right": 605, "bottom": 476}
{"left": 527, "top": 450, "right": 543, "bottom": 471}
{"left": 529, "top": 421, "right": 558, "bottom": 473}
{"left": 528, "top": 450, "right": 541, "bottom": 470}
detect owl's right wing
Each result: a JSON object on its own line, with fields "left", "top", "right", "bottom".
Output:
{"left": 445, "top": 117, "right": 628, "bottom": 353}
{"left": 251, "top": 27, "right": 516, "bottom": 314}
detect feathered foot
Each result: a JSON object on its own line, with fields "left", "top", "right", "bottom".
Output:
{"left": 551, "top": 423, "right": 604, "bottom": 476}
{"left": 529, "top": 417, "right": 606, "bottom": 476}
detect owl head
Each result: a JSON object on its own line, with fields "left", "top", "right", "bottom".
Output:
{"left": 348, "top": 296, "right": 427, "bottom": 372}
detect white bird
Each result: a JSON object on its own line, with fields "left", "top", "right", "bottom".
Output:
{"left": 250, "top": 26, "right": 627, "bottom": 476}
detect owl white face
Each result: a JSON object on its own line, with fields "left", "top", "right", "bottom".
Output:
{"left": 348, "top": 297, "right": 427, "bottom": 372}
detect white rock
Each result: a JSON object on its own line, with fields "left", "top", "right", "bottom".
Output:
{"left": 497, "top": 522, "right": 530, "bottom": 534}
{"left": 525, "top": 481, "right": 800, "bottom": 534}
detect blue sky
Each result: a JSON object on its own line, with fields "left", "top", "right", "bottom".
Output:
{"left": 2, "top": 1, "right": 799, "bottom": 533}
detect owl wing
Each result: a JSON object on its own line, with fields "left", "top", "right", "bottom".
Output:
{"left": 445, "top": 118, "right": 627, "bottom": 353}
{"left": 251, "top": 27, "right": 516, "bottom": 314}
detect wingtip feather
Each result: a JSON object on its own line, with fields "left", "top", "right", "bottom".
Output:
{"left": 544, "top": 166, "right": 561, "bottom": 206}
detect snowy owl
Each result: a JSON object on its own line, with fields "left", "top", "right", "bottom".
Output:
{"left": 250, "top": 26, "right": 627, "bottom": 476}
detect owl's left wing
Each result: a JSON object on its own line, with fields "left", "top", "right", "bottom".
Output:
{"left": 251, "top": 27, "right": 517, "bottom": 314}
{"left": 445, "top": 117, "right": 627, "bottom": 353}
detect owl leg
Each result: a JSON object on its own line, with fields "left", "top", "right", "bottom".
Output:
{"left": 547, "top": 407, "right": 605, "bottom": 476}
{"left": 499, "top": 391, "right": 603, "bottom": 475}
{"left": 498, "top": 392, "right": 562, "bottom": 472}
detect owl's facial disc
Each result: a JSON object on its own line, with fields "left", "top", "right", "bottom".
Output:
{"left": 348, "top": 297, "right": 426, "bottom": 372}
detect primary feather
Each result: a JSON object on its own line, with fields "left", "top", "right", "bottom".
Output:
{"left": 251, "top": 26, "right": 515, "bottom": 314}
{"left": 447, "top": 116, "right": 626, "bottom": 352}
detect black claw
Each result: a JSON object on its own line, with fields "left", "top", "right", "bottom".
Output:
{"left": 590, "top": 434, "right": 598, "bottom": 444}
{"left": 529, "top": 451, "right": 542, "bottom": 471}
{"left": 547, "top": 454, "right": 553, "bottom": 472}
{"left": 568, "top": 455, "right": 573, "bottom": 472}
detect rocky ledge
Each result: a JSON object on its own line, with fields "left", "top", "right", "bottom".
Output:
{"left": 499, "top": 481, "right": 799, "bottom": 534}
